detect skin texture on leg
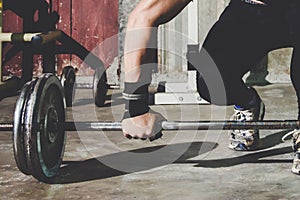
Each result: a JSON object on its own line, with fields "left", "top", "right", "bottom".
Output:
{"left": 122, "top": 0, "right": 192, "bottom": 140}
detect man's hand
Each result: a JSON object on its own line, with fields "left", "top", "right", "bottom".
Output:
{"left": 122, "top": 111, "right": 166, "bottom": 141}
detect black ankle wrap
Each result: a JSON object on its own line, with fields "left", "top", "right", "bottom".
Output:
{"left": 123, "top": 82, "right": 149, "bottom": 118}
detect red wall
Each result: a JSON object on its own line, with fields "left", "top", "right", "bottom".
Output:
{"left": 2, "top": 0, "right": 118, "bottom": 77}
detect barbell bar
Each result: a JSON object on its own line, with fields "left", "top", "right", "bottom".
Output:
{"left": 1, "top": 120, "right": 300, "bottom": 132}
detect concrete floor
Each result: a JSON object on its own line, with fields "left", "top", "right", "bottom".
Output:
{"left": 1, "top": 83, "right": 300, "bottom": 200}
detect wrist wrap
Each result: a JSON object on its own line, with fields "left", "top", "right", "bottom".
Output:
{"left": 123, "top": 82, "right": 149, "bottom": 117}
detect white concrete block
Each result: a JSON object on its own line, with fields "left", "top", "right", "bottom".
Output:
{"left": 165, "top": 82, "right": 192, "bottom": 93}
{"left": 154, "top": 92, "right": 209, "bottom": 105}
{"left": 165, "top": 70, "right": 198, "bottom": 93}
{"left": 188, "top": 70, "right": 197, "bottom": 91}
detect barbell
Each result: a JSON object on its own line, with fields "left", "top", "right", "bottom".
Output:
{"left": 1, "top": 119, "right": 300, "bottom": 132}
{"left": 2, "top": 73, "right": 300, "bottom": 182}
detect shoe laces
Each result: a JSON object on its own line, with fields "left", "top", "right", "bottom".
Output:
{"left": 231, "top": 108, "right": 256, "bottom": 140}
{"left": 232, "top": 108, "right": 254, "bottom": 122}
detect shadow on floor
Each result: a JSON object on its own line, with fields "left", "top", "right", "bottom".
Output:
{"left": 51, "top": 130, "right": 294, "bottom": 184}
{"left": 51, "top": 141, "right": 217, "bottom": 184}
{"left": 191, "top": 130, "right": 293, "bottom": 168}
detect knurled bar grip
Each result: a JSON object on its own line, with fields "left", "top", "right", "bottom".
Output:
{"left": 0, "top": 120, "right": 299, "bottom": 132}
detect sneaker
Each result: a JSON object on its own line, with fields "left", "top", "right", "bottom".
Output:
{"left": 291, "top": 129, "right": 300, "bottom": 175}
{"left": 229, "top": 94, "right": 265, "bottom": 151}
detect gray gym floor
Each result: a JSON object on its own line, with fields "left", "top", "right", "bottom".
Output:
{"left": 1, "top": 83, "right": 300, "bottom": 200}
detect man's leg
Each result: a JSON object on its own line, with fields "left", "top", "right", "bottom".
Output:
{"left": 122, "top": 0, "right": 193, "bottom": 140}
{"left": 196, "top": 1, "right": 285, "bottom": 150}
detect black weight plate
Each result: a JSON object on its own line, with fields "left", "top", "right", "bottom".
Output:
{"left": 13, "top": 80, "right": 37, "bottom": 175}
{"left": 93, "top": 68, "right": 108, "bottom": 107}
{"left": 60, "top": 66, "right": 76, "bottom": 107}
{"left": 24, "top": 73, "right": 66, "bottom": 182}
